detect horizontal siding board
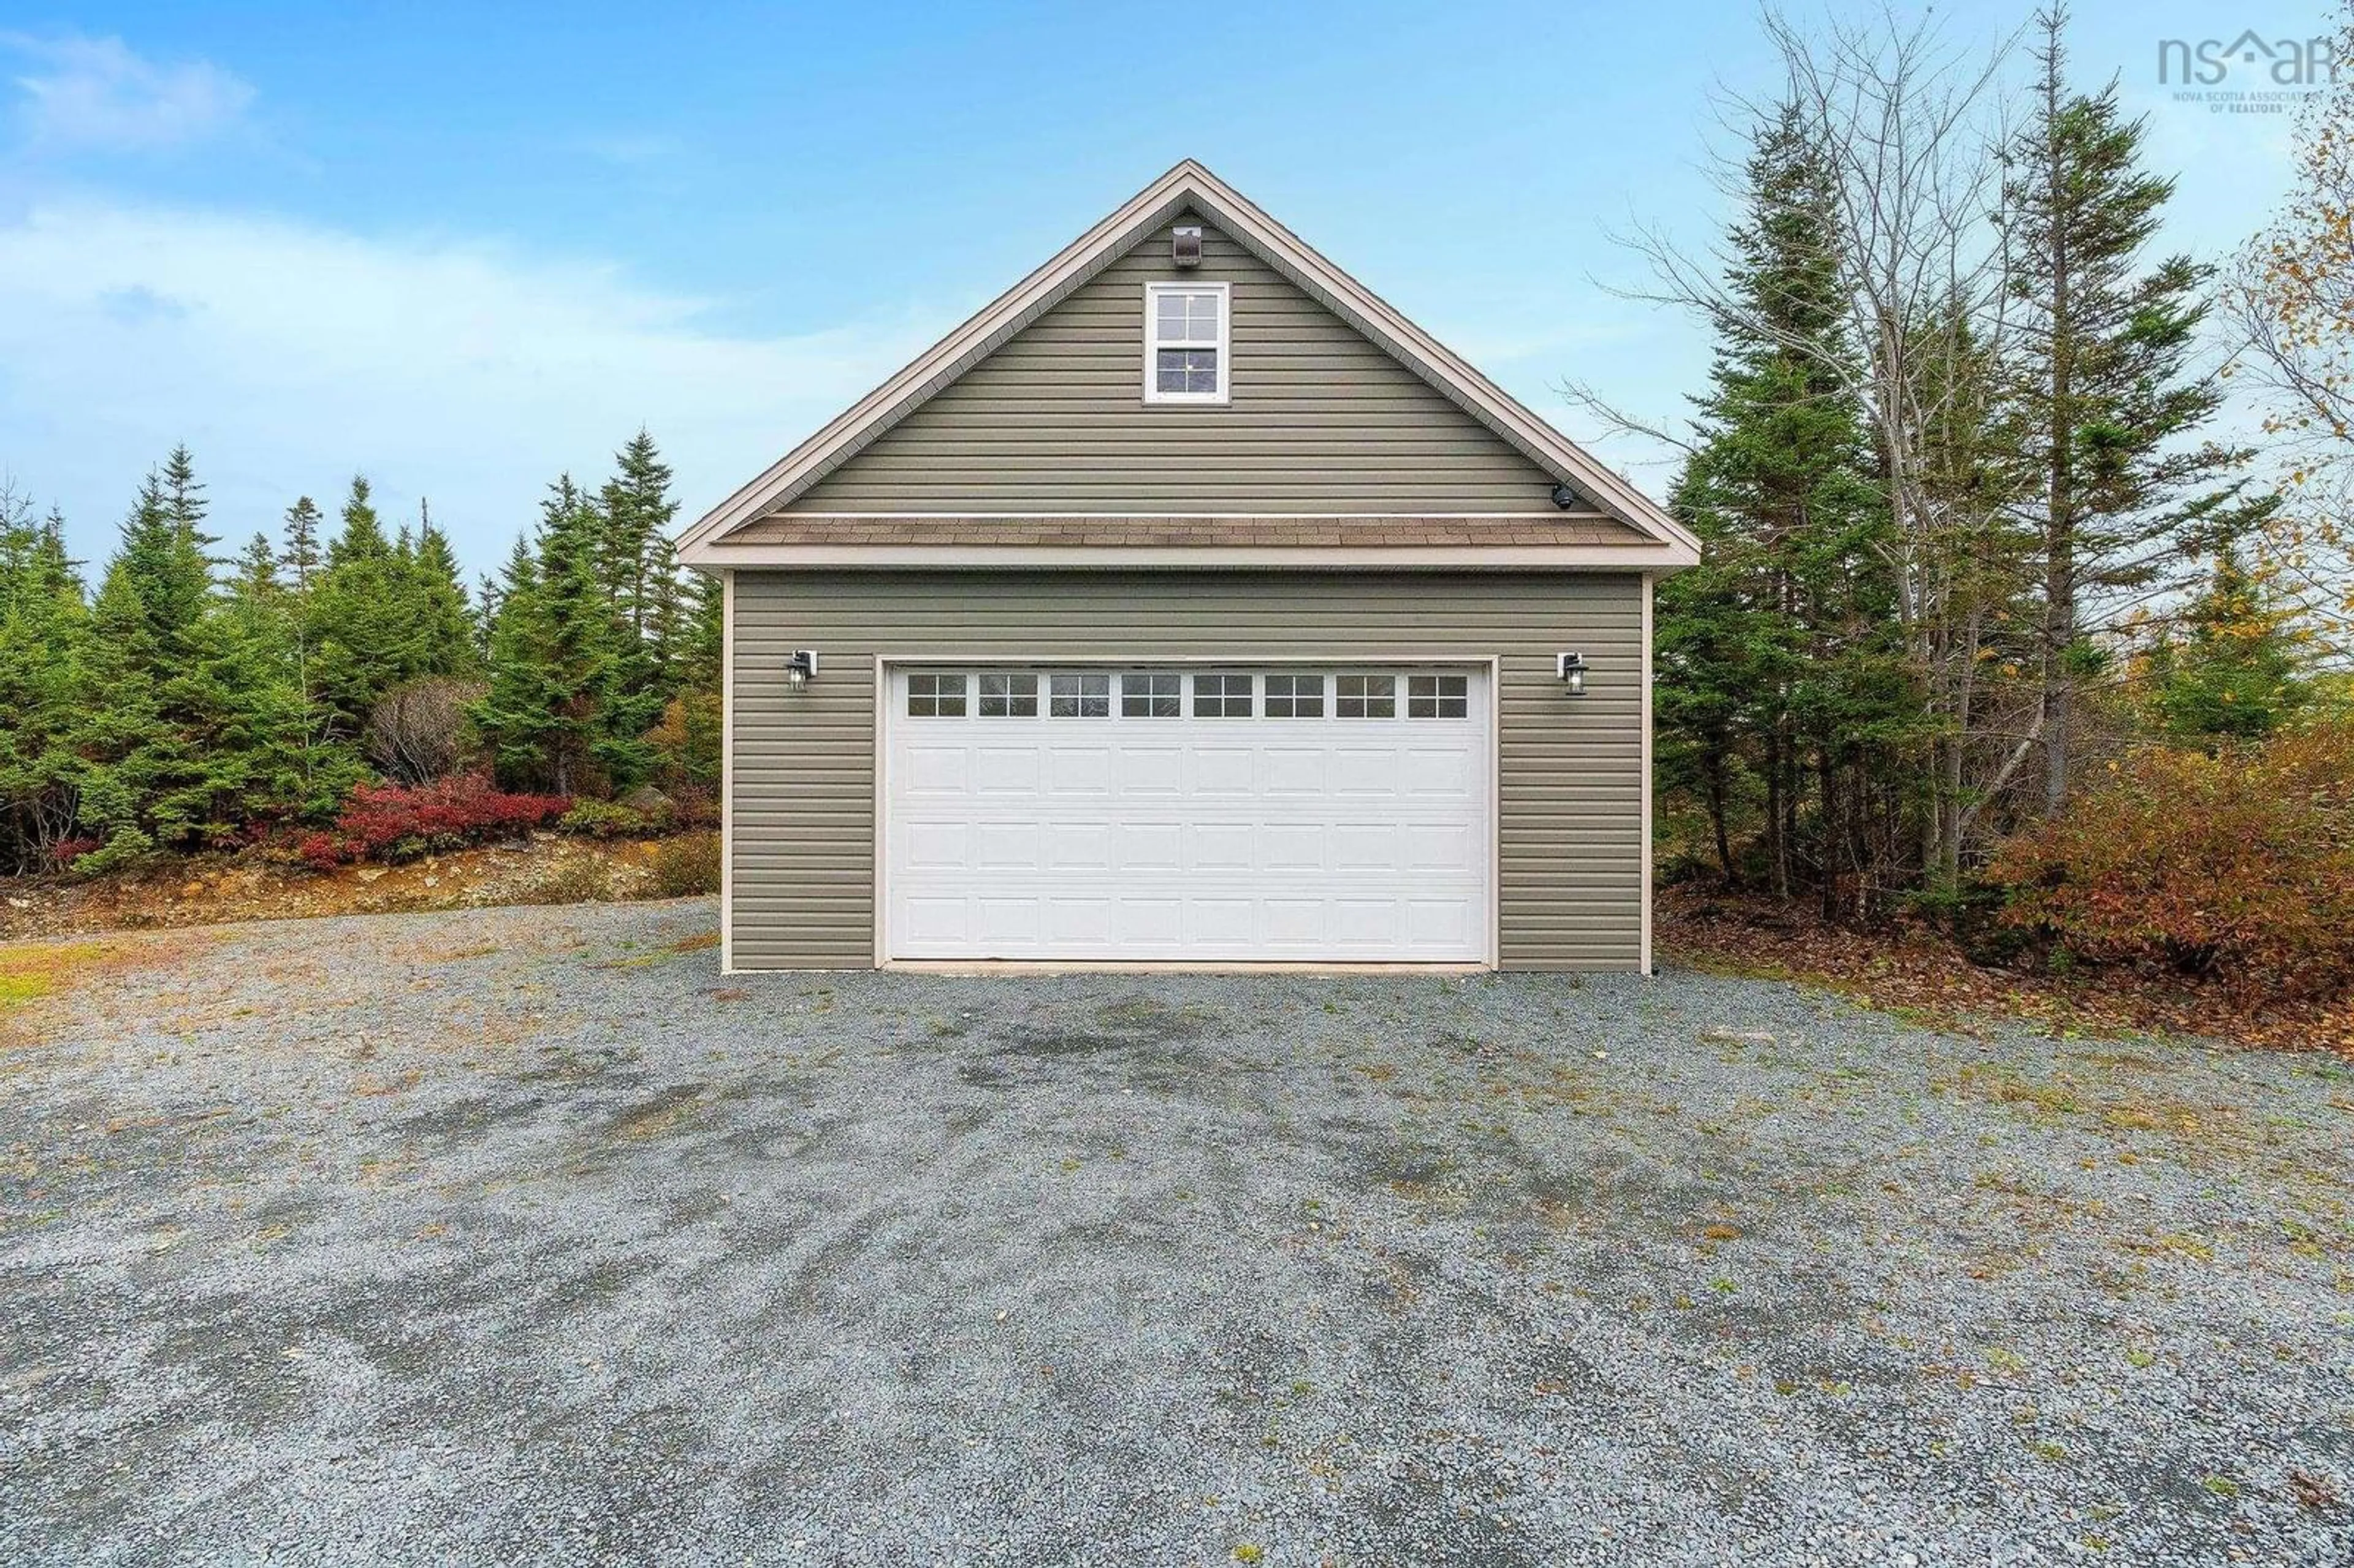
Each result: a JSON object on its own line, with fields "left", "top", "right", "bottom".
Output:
{"left": 782, "top": 216, "right": 1567, "bottom": 516}
{"left": 729, "top": 569, "right": 1645, "bottom": 971}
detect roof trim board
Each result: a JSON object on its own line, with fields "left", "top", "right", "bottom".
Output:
{"left": 684, "top": 543, "right": 1675, "bottom": 570}
{"left": 677, "top": 161, "right": 1699, "bottom": 561}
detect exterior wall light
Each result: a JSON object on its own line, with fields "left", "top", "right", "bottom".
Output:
{"left": 785, "top": 649, "right": 820, "bottom": 687}
{"left": 1556, "top": 652, "right": 1587, "bottom": 696}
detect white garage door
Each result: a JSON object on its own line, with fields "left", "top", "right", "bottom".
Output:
{"left": 882, "top": 664, "right": 1492, "bottom": 963}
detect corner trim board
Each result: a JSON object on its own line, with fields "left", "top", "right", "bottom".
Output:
{"left": 1640, "top": 571, "right": 1655, "bottom": 976}
{"left": 718, "top": 568, "right": 736, "bottom": 973}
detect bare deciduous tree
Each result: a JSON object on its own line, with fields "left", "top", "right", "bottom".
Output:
{"left": 365, "top": 677, "right": 485, "bottom": 786}
{"left": 2225, "top": 1, "right": 2354, "bottom": 663}
{"left": 1567, "top": 5, "right": 2029, "bottom": 877}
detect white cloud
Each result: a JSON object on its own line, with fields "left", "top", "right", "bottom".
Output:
{"left": 0, "top": 201, "right": 941, "bottom": 576}
{"left": 5, "top": 34, "right": 254, "bottom": 153}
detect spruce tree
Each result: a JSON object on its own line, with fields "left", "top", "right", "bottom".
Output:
{"left": 159, "top": 443, "right": 216, "bottom": 555}
{"left": 471, "top": 479, "right": 646, "bottom": 794}
{"left": 104, "top": 468, "right": 213, "bottom": 660}
{"left": 1658, "top": 102, "right": 1910, "bottom": 911}
{"left": 310, "top": 476, "right": 425, "bottom": 735}
{"left": 596, "top": 430, "right": 685, "bottom": 731}
{"left": 280, "top": 496, "right": 324, "bottom": 596}
{"left": 408, "top": 502, "right": 481, "bottom": 677}
{"left": 276, "top": 496, "right": 342, "bottom": 801}
{"left": 471, "top": 531, "right": 564, "bottom": 790}
{"left": 2002, "top": 6, "right": 2266, "bottom": 812}
{"left": 677, "top": 568, "right": 724, "bottom": 693}
{"left": 0, "top": 497, "right": 92, "bottom": 869}
{"left": 156, "top": 533, "right": 319, "bottom": 835}
{"left": 2150, "top": 550, "right": 2311, "bottom": 744}
{"left": 597, "top": 430, "right": 679, "bottom": 646}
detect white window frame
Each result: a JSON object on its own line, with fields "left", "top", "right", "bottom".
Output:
{"left": 1142, "top": 281, "right": 1230, "bottom": 405}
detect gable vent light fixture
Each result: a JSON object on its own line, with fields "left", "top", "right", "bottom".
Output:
{"left": 1556, "top": 652, "right": 1588, "bottom": 696}
{"left": 785, "top": 649, "right": 820, "bottom": 688}
{"left": 1550, "top": 482, "right": 1581, "bottom": 510}
{"left": 1171, "top": 224, "right": 1203, "bottom": 268}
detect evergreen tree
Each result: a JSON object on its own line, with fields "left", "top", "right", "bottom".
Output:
{"left": 473, "top": 571, "right": 502, "bottom": 663}
{"left": 2001, "top": 6, "right": 2266, "bottom": 812}
{"left": 408, "top": 501, "right": 481, "bottom": 677}
{"left": 2150, "top": 550, "right": 2311, "bottom": 744}
{"left": 71, "top": 452, "right": 238, "bottom": 849}
{"left": 280, "top": 495, "right": 324, "bottom": 596}
{"left": 596, "top": 430, "right": 685, "bottom": 722}
{"left": 276, "top": 496, "right": 345, "bottom": 801}
{"left": 471, "top": 531, "right": 564, "bottom": 790}
{"left": 677, "top": 568, "right": 724, "bottom": 693}
{"left": 1658, "top": 102, "right": 1914, "bottom": 913}
{"left": 471, "top": 479, "right": 646, "bottom": 794}
{"left": 0, "top": 497, "right": 92, "bottom": 869}
{"left": 596, "top": 431, "right": 678, "bottom": 645}
{"left": 102, "top": 468, "right": 213, "bottom": 660}
{"left": 159, "top": 443, "right": 216, "bottom": 556}
{"left": 232, "top": 533, "right": 278, "bottom": 598}
{"left": 309, "top": 476, "right": 426, "bottom": 734}
{"left": 641, "top": 527, "right": 688, "bottom": 693}
{"left": 152, "top": 531, "right": 320, "bottom": 836}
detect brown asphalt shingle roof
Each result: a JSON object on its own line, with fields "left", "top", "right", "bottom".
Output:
{"left": 725, "top": 514, "right": 1652, "bottom": 549}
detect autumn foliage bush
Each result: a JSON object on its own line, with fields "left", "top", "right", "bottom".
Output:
{"left": 296, "top": 775, "right": 571, "bottom": 867}
{"left": 1990, "top": 717, "right": 2354, "bottom": 998}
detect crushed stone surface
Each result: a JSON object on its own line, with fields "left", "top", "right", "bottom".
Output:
{"left": 2, "top": 899, "right": 2349, "bottom": 1565}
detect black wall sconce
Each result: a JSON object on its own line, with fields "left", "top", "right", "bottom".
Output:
{"left": 1555, "top": 652, "right": 1587, "bottom": 696}
{"left": 785, "top": 649, "right": 820, "bottom": 688}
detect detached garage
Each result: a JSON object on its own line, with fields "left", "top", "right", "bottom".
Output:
{"left": 677, "top": 162, "right": 1698, "bottom": 972}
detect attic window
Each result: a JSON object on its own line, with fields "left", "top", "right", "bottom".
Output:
{"left": 1143, "top": 281, "right": 1229, "bottom": 404}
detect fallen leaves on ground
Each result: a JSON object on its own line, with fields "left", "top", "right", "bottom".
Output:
{"left": 1659, "top": 888, "right": 2354, "bottom": 1056}
{"left": 0, "top": 834, "right": 708, "bottom": 943}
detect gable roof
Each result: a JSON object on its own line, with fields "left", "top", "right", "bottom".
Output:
{"left": 678, "top": 160, "right": 1699, "bottom": 563}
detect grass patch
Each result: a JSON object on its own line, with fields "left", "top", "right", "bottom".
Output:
{"left": 593, "top": 929, "right": 723, "bottom": 969}
{"left": 1940, "top": 1063, "right": 2080, "bottom": 1117}
{"left": 0, "top": 941, "right": 112, "bottom": 1013}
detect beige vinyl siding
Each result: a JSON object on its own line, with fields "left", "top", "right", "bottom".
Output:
{"left": 782, "top": 213, "right": 1566, "bottom": 515}
{"left": 729, "top": 569, "right": 1644, "bottom": 970}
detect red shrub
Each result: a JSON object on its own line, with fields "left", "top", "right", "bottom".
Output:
{"left": 314, "top": 775, "right": 571, "bottom": 865}
{"left": 50, "top": 837, "right": 100, "bottom": 870}
{"left": 294, "top": 831, "right": 343, "bottom": 871}
{"left": 1990, "top": 718, "right": 2354, "bottom": 999}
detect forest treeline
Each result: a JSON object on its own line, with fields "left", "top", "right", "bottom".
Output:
{"left": 1590, "top": 6, "right": 2354, "bottom": 991}
{"left": 0, "top": 431, "right": 720, "bottom": 877}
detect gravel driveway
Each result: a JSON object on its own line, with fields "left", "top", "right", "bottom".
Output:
{"left": 2, "top": 900, "right": 2349, "bottom": 1566}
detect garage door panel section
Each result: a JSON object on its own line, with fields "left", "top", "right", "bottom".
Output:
{"left": 883, "top": 666, "right": 1490, "bottom": 962}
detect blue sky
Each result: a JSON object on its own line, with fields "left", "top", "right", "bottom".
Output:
{"left": 0, "top": 1, "right": 2327, "bottom": 580}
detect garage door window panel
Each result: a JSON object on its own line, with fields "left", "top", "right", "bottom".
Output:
{"left": 1264, "top": 674, "right": 1326, "bottom": 717}
{"left": 980, "top": 672, "right": 1039, "bottom": 717}
{"left": 1194, "top": 673, "right": 1254, "bottom": 717}
{"left": 1122, "top": 672, "right": 1181, "bottom": 717}
{"left": 1049, "top": 672, "right": 1111, "bottom": 717}
{"left": 1408, "top": 674, "right": 1469, "bottom": 719}
{"left": 1336, "top": 674, "right": 1395, "bottom": 719}
{"left": 908, "top": 673, "right": 968, "bottom": 717}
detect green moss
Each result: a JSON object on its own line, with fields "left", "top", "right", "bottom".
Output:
{"left": 0, "top": 942, "right": 108, "bottom": 1011}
